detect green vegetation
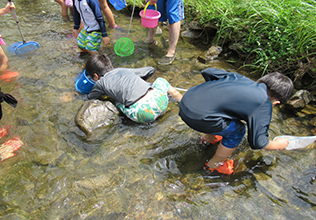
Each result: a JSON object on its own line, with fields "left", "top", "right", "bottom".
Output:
{"left": 126, "top": 0, "right": 316, "bottom": 89}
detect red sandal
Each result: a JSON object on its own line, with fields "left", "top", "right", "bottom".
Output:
{"left": 200, "top": 135, "right": 223, "bottom": 145}
{"left": 203, "top": 159, "right": 234, "bottom": 175}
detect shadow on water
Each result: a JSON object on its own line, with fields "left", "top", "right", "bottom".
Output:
{"left": 0, "top": 0, "right": 315, "bottom": 219}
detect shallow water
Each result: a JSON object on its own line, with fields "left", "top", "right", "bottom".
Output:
{"left": 0, "top": 0, "right": 315, "bottom": 219}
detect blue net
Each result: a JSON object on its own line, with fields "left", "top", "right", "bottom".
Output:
{"left": 15, "top": 42, "right": 39, "bottom": 56}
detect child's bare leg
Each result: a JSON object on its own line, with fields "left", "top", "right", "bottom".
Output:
{"left": 207, "top": 143, "right": 235, "bottom": 168}
{"left": 54, "top": 0, "right": 69, "bottom": 20}
{"left": 168, "top": 86, "right": 182, "bottom": 102}
{"left": 98, "top": 0, "right": 117, "bottom": 27}
{"left": 0, "top": 47, "right": 8, "bottom": 72}
{"left": 146, "top": 27, "right": 157, "bottom": 43}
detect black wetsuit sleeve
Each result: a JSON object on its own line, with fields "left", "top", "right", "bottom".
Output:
{"left": 247, "top": 99, "right": 272, "bottom": 149}
{"left": 73, "top": 3, "right": 81, "bottom": 30}
{"left": 88, "top": 0, "right": 107, "bottom": 37}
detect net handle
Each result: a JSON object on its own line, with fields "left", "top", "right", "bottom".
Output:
{"left": 127, "top": 0, "right": 137, "bottom": 37}
{"left": 8, "top": 0, "right": 26, "bottom": 44}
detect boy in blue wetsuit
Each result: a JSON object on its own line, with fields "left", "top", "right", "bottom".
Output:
{"left": 86, "top": 53, "right": 183, "bottom": 123}
{"left": 72, "top": 0, "right": 110, "bottom": 55}
{"left": 179, "top": 68, "right": 294, "bottom": 175}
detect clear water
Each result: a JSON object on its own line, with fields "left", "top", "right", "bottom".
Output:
{"left": 0, "top": 0, "right": 315, "bottom": 219}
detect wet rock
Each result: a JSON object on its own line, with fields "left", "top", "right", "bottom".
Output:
{"left": 188, "top": 21, "right": 203, "bottom": 31}
{"left": 197, "top": 46, "right": 222, "bottom": 64}
{"left": 180, "top": 29, "right": 201, "bottom": 39}
{"left": 175, "top": 201, "right": 196, "bottom": 218}
{"left": 186, "top": 175, "right": 205, "bottom": 190}
{"left": 262, "top": 155, "right": 277, "bottom": 166}
{"left": 205, "top": 46, "right": 222, "bottom": 60}
{"left": 287, "top": 90, "right": 315, "bottom": 109}
{"left": 310, "top": 117, "right": 316, "bottom": 127}
{"left": 301, "top": 104, "right": 316, "bottom": 115}
{"left": 75, "top": 100, "right": 119, "bottom": 135}
{"left": 72, "top": 175, "right": 112, "bottom": 191}
{"left": 255, "top": 176, "right": 286, "bottom": 199}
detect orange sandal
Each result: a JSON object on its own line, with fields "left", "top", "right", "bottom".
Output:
{"left": 203, "top": 159, "right": 234, "bottom": 175}
{"left": 200, "top": 135, "right": 223, "bottom": 145}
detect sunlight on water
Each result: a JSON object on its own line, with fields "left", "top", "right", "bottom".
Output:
{"left": 0, "top": 0, "right": 315, "bottom": 219}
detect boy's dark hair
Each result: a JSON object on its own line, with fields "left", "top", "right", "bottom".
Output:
{"left": 85, "top": 53, "right": 114, "bottom": 78}
{"left": 257, "top": 72, "right": 294, "bottom": 104}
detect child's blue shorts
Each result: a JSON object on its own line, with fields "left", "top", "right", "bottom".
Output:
{"left": 147, "top": 0, "right": 184, "bottom": 24}
{"left": 212, "top": 120, "right": 246, "bottom": 149}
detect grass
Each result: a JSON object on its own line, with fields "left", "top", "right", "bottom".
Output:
{"left": 126, "top": 0, "right": 316, "bottom": 88}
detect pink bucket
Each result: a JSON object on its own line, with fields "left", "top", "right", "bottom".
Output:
{"left": 139, "top": 3, "right": 161, "bottom": 28}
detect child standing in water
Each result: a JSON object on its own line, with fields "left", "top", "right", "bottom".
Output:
{"left": 72, "top": 0, "right": 110, "bottom": 55}
{"left": 54, "top": 0, "right": 72, "bottom": 21}
{"left": 0, "top": 2, "right": 15, "bottom": 72}
{"left": 179, "top": 68, "right": 294, "bottom": 175}
{"left": 86, "top": 53, "right": 183, "bottom": 123}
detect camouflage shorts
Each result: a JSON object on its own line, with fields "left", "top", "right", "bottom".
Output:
{"left": 116, "top": 78, "right": 171, "bottom": 123}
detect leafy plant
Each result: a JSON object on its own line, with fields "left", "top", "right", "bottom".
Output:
{"left": 125, "top": 0, "right": 316, "bottom": 87}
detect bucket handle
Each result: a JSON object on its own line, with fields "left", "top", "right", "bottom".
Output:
{"left": 143, "top": 1, "right": 157, "bottom": 18}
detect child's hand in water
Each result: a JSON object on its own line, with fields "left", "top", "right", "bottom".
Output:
{"left": 274, "top": 137, "right": 289, "bottom": 150}
{"left": 72, "top": 29, "right": 79, "bottom": 38}
{"left": 264, "top": 138, "right": 289, "bottom": 151}
{"left": 102, "top": 37, "right": 110, "bottom": 45}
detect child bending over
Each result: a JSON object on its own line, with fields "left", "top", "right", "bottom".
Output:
{"left": 179, "top": 68, "right": 294, "bottom": 175}
{"left": 86, "top": 53, "right": 182, "bottom": 123}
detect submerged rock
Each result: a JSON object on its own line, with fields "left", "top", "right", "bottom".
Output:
{"left": 287, "top": 90, "right": 315, "bottom": 109}
{"left": 205, "top": 46, "right": 222, "bottom": 60}
{"left": 188, "top": 21, "right": 203, "bottom": 31}
{"left": 180, "top": 29, "right": 201, "bottom": 39}
{"left": 75, "top": 100, "right": 119, "bottom": 135}
{"left": 197, "top": 46, "right": 222, "bottom": 63}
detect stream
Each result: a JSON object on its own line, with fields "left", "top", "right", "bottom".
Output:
{"left": 0, "top": 0, "right": 315, "bottom": 219}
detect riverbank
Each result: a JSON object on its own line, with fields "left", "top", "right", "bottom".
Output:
{"left": 125, "top": 0, "right": 316, "bottom": 91}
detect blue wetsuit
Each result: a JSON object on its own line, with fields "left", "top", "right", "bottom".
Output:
{"left": 179, "top": 68, "right": 272, "bottom": 150}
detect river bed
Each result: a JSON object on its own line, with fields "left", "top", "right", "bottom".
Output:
{"left": 0, "top": 0, "right": 315, "bottom": 219}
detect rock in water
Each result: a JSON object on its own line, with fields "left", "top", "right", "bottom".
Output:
{"left": 197, "top": 46, "right": 223, "bottom": 64}
{"left": 75, "top": 100, "right": 119, "bottom": 135}
{"left": 205, "top": 46, "right": 222, "bottom": 60}
{"left": 287, "top": 90, "right": 315, "bottom": 108}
